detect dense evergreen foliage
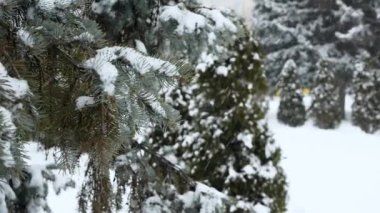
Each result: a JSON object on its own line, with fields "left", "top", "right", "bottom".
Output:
{"left": 0, "top": 0, "right": 289, "bottom": 212}
{"left": 148, "top": 27, "right": 287, "bottom": 212}
{"left": 8, "top": 0, "right": 380, "bottom": 211}
{"left": 253, "top": 0, "right": 380, "bottom": 116}
{"left": 0, "top": 0, "right": 189, "bottom": 212}
{"left": 277, "top": 60, "right": 306, "bottom": 127}
{"left": 253, "top": 0, "right": 380, "bottom": 84}
{"left": 310, "top": 60, "right": 342, "bottom": 129}
{"left": 352, "top": 62, "right": 380, "bottom": 133}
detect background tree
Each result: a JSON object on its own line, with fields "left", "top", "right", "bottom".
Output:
{"left": 277, "top": 59, "right": 306, "bottom": 127}
{"left": 370, "top": 71, "right": 380, "bottom": 133}
{"left": 148, "top": 27, "right": 287, "bottom": 212}
{"left": 102, "top": 1, "right": 249, "bottom": 211}
{"left": 310, "top": 60, "right": 342, "bottom": 129}
{"left": 252, "top": 0, "right": 319, "bottom": 88}
{"left": 352, "top": 62, "right": 376, "bottom": 132}
{"left": 252, "top": 0, "right": 380, "bottom": 115}
{"left": 352, "top": 61, "right": 380, "bottom": 133}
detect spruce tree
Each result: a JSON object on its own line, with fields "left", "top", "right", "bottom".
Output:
{"left": 0, "top": 0, "right": 200, "bottom": 212}
{"left": 253, "top": 0, "right": 378, "bottom": 85}
{"left": 106, "top": 1, "right": 246, "bottom": 212}
{"left": 0, "top": 62, "right": 75, "bottom": 212}
{"left": 277, "top": 59, "right": 306, "bottom": 127}
{"left": 310, "top": 60, "right": 342, "bottom": 129}
{"left": 370, "top": 71, "right": 380, "bottom": 133}
{"left": 253, "top": 0, "right": 379, "bottom": 113}
{"left": 352, "top": 61, "right": 380, "bottom": 133}
{"left": 352, "top": 61, "right": 373, "bottom": 131}
{"left": 0, "top": 61, "right": 31, "bottom": 212}
{"left": 0, "top": 0, "right": 287, "bottom": 212}
{"left": 148, "top": 27, "right": 287, "bottom": 212}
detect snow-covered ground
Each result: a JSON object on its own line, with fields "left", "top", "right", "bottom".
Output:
{"left": 25, "top": 144, "right": 88, "bottom": 213}
{"left": 268, "top": 96, "right": 380, "bottom": 213}
{"left": 28, "top": 96, "right": 380, "bottom": 212}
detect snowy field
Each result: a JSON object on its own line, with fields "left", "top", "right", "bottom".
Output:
{"left": 25, "top": 144, "right": 88, "bottom": 213}
{"left": 269, "top": 96, "right": 380, "bottom": 213}
{"left": 27, "top": 96, "right": 380, "bottom": 213}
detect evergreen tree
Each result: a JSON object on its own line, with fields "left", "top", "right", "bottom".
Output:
{"left": 310, "top": 60, "right": 342, "bottom": 129}
{"left": 370, "top": 71, "right": 380, "bottom": 133}
{"left": 0, "top": 61, "right": 31, "bottom": 212}
{"left": 0, "top": 0, "right": 288, "bottom": 212}
{"left": 253, "top": 0, "right": 380, "bottom": 114}
{"left": 277, "top": 60, "right": 306, "bottom": 127}
{"left": 252, "top": 0, "right": 319, "bottom": 87}
{"left": 352, "top": 61, "right": 373, "bottom": 130}
{"left": 1, "top": 0, "right": 260, "bottom": 212}
{"left": 352, "top": 61, "right": 380, "bottom": 133}
{"left": 253, "top": 0, "right": 378, "bottom": 85}
{"left": 148, "top": 27, "right": 287, "bottom": 212}
{"left": 0, "top": 0, "right": 202, "bottom": 212}
{"left": 0, "top": 62, "right": 75, "bottom": 212}
{"left": 105, "top": 1, "right": 246, "bottom": 212}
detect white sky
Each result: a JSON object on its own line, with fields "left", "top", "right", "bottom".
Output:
{"left": 202, "top": 0, "right": 254, "bottom": 23}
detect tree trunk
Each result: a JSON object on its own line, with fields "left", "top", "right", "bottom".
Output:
{"left": 336, "top": 69, "right": 351, "bottom": 120}
{"left": 336, "top": 66, "right": 353, "bottom": 121}
{"left": 338, "top": 83, "right": 346, "bottom": 119}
